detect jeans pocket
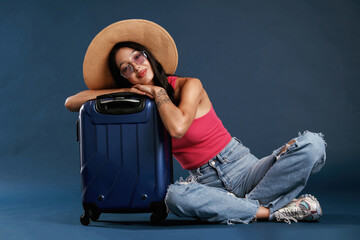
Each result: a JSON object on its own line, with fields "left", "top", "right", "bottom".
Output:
{"left": 196, "top": 167, "right": 224, "bottom": 188}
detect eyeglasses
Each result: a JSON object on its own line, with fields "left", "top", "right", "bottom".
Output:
{"left": 119, "top": 51, "right": 148, "bottom": 78}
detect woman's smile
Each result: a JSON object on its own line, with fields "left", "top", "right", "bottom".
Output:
{"left": 138, "top": 69, "right": 147, "bottom": 78}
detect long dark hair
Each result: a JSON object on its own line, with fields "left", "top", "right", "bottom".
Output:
{"left": 108, "top": 41, "right": 175, "bottom": 103}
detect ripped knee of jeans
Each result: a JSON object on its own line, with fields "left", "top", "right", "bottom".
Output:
{"left": 174, "top": 175, "right": 199, "bottom": 185}
{"left": 298, "top": 130, "right": 327, "bottom": 147}
{"left": 274, "top": 139, "right": 298, "bottom": 160}
{"left": 274, "top": 130, "right": 327, "bottom": 161}
{"left": 164, "top": 181, "right": 197, "bottom": 216}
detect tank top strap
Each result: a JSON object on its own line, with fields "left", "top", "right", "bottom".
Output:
{"left": 167, "top": 76, "right": 177, "bottom": 89}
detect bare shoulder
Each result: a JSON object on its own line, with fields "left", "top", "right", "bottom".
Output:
{"left": 176, "top": 77, "right": 205, "bottom": 103}
{"left": 175, "top": 77, "right": 211, "bottom": 118}
{"left": 176, "top": 77, "right": 203, "bottom": 90}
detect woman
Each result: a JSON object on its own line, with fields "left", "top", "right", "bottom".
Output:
{"left": 65, "top": 19, "right": 326, "bottom": 224}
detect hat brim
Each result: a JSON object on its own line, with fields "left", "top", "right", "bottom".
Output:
{"left": 83, "top": 19, "right": 178, "bottom": 89}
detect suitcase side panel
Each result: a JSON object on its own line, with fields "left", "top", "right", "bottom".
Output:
{"left": 79, "top": 99, "right": 172, "bottom": 213}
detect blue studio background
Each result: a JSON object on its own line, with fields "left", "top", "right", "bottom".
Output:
{"left": 0, "top": 0, "right": 359, "bottom": 239}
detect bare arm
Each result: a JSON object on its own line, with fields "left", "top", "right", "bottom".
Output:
{"left": 133, "top": 78, "right": 204, "bottom": 139}
{"left": 64, "top": 87, "right": 153, "bottom": 112}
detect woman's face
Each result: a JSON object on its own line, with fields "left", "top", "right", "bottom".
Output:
{"left": 115, "top": 47, "right": 155, "bottom": 86}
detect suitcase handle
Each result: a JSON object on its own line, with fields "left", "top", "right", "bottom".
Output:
{"left": 95, "top": 92, "right": 147, "bottom": 115}
{"left": 96, "top": 92, "right": 144, "bottom": 100}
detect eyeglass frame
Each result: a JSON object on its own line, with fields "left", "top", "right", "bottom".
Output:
{"left": 119, "top": 51, "right": 148, "bottom": 79}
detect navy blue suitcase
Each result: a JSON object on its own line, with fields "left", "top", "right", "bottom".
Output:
{"left": 77, "top": 92, "right": 173, "bottom": 225}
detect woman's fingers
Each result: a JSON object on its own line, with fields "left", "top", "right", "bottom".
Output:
{"left": 130, "top": 87, "right": 154, "bottom": 98}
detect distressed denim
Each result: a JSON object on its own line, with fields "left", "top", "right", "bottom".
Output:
{"left": 165, "top": 131, "right": 326, "bottom": 224}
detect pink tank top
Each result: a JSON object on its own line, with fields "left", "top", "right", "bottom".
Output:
{"left": 167, "top": 76, "right": 232, "bottom": 170}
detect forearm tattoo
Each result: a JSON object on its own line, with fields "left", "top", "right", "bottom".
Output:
{"left": 155, "top": 89, "right": 171, "bottom": 107}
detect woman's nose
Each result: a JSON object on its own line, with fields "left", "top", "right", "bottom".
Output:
{"left": 133, "top": 63, "right": 140, "bottom": 70}
{"left": 134, "top": 64, "right": 141, "bottom": 71}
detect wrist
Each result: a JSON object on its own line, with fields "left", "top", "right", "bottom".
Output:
{"left": 154, "top": 87, "right": 166, "bottom": 98}
{"left": 154, "top": 88, "right": 171, "bottom": 107}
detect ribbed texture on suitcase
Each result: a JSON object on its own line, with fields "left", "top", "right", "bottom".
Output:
{"left": 79, "top": 97, "right": 172, "bottom": 212}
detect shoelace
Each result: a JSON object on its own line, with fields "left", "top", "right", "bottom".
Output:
{"left": 276, "top": 207, "right": 308, "bottom": 224}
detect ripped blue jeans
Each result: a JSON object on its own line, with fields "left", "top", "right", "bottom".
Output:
{"left": 165, "top": 131, "right": 326, "bottom": 224}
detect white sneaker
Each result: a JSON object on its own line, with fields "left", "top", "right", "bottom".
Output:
{"left": 273, "top": 194, "right": 323, "bottom": 224}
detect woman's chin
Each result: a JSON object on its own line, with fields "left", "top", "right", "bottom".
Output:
{"left": 142, "top": 77, "right": 154, "bottom": 85}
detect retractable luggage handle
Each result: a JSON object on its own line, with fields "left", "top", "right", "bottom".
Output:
{"left": 95, "top": 92, "right": 147, "bottom": 115}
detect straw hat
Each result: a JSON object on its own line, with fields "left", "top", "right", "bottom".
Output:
{"left": 83, "top": 19, "right": 178, "bottom": 89}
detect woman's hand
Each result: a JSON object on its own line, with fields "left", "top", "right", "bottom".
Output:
{"left": 128, "top": 85, "right": 155, "bottom": 98}
{"left": 133, "top": 84, "right": 172, "bottom": 108}
{"left": 132, "top": 84, "right": 163, "bottom": 99}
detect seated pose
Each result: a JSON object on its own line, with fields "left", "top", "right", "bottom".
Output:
{"left": 65, "top": 19, "right": 326, "bottom": 224}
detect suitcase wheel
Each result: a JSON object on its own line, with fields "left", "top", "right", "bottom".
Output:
{"left": 150, "top": 211, "right": 168, "bottom": 225}
{"left": 80, "top": 214, "right": 90, "bottom": 226}
{"left": 80, "top": 208, "right": 101, "bottom": 226}
{"left": 150, "top": 202, "right": 168, "bottom": 225}
{"left": 90, "top": 210, "right": 100, "bottom": 221}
